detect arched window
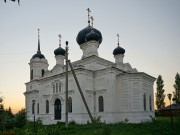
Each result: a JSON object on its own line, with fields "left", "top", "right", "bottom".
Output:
{"left": 37, "top": 103, "right": 39, "bottom": 114}
{"left": 30, "top": 70, "right": 33, "bottom": 80}
{"left": 53, "top": 85, "right": 55, "bottom": 93}
{"left": 59, "top": 84, "right": 61, "bottom": 93}
{"left": 42, "top": 69, "right": 45, "bottom": 77}
{"left": 56, "top": 83, "right": 59, "bottom": 93}
{"left": 32, "top": 100, "right": 35, "bottom": 114}
{"left": 68, "top": 97, "right": 72, "bottom": 113}
{"left": 149, "top": 94, "right": 152, "bottom": 111}
{"left": 143, "top": 93, "right": 146, "bottom": 111}
{"left": 99, "top": 96, "right": 104, "bottom": 112}
{"left": 46, "top": 100, "right": 49, "bottom": 113}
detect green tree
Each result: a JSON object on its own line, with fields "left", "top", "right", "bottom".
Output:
{"left": 0, "top": 96, "right": 4, "bottom": 131}
{"left": 0, "top": 96, "right": 3, "bottom": 112}
{"left": 1, "top": 107, "right": 16, "bottom": 130}
{"left": 14, "top": 108, "right": 26, "bottom": 128}
{"left": 8, "top": 107, "right": 14, "bottom": 119}
{"left": 173, "top": 73, "right": 180, "bottom": 104}
{"left": 0, "top": 95, "right": 16, "bottom": 131}
{"left": 4, "top": 0, "right": 20, "bottom": 5}
{"left": 155, "top": 75, "right": 165, "bottom": 109}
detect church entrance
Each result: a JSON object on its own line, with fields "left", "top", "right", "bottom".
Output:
{"left": 54, "top": 98, "right": 61, "bottom": 120}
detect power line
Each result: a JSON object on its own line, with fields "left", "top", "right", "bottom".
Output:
{"left": 0, "top": 50, "right": 49, "bottom": 55}
{"left": 0, "top": 47, "right": 81, "bottom": 56}
{"left": 0, "top": 60, "right": 27, "bottom": 65}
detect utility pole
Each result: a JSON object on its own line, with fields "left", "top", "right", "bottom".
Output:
{"left": 65, "top": 41, "right": 68, "bottom": 128}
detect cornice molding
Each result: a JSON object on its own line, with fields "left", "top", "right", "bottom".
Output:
{"left": 117, "top": 72, "right": 156, "bottom": 82}
{"left": 73, "top": 55, "right": 113, "bottom": 67}
{"left": 94, "top": 66, "right": 124, "bottom": 76}
{"left": 24, "top": 90, "right": 39, "bottom": 95}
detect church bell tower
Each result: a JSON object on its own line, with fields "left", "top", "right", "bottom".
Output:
{"left": 29, "top": 29, "right": 49, "bottom": 80}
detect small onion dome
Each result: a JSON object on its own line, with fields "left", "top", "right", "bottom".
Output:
{"left": 54, "top": 47, "right": 66, "bottom": 56}
{"left": 76, "top": 26, "right": 102, "bottom": 45}
{"left": 85, "top": 30, "right": 100, "bottom": 42}
{"left": 113, "top": 46, "right": 125, "bottom": 55}
{"left": 32, "top": 51, "right": 45, "bottom": 59}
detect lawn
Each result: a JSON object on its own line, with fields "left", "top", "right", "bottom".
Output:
{"left": 3, "top": 117, "right": 180, "bottom": 135}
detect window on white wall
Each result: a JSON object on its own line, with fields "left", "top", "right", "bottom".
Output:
{"left": 46, "top": 100, "right": 49, "bottom": 113}
{"left": 68, "top": 97, "right": 72, "bottom": 113}
{"left": 32, "top": 100, "right": 35, "bottom": 114}
{"left": 149, "top": 94, "right": 152, "bottom": 111}
{"left": 52, "top": 81, "right": 62, "bottom": 94}
{"left": 37, "top": 103, "right": 39, "bottom": 114}
{"left": 143, "top": 93, "right": 146, "bottom": 111}
{"left": 99, "top": 96, "right": 104, "bottom": 112}
{"left": 42, "top": 69, "right": 45, "bottom": 77}
{"left": 53, "top": 85, "right": 55, "bottom": 93}
{"left": 59, "top": 84, "right": 61, "bottom": 93}
{"left": 30, "top": 70, "right": 33, "bottom": 80}
{"left": 56, "top": 83, "right": 58, "bottom": 93}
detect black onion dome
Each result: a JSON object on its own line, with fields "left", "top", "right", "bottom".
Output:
{"left": 76, "top": 26, "right": 102, "bottom": 45}
{"left": 54, "top": 47, "right": 66, "bottom": 56}
{"left": 32, "top": 51, "right": 45, "bottom": 59}
{"left": 113, "top": 46, "right": 125, "bottom": 55}
{"left": 85, "top": 30, "right": 100, "bottom": 42}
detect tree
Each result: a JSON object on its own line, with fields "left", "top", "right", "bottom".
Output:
{"left": 0, "top": 95, "right": 4, "bottom": 130}
{"left": 173, "top": 73, "right": 180, "bottom": 104}
{"left": 14, "top": 108, "right": 26, "bottom": 128}
{"left": 0, "top": 94, "right": 15, "bottom": 131}
{"left": 155, "top": 75, "right": 165, "bottom": 109}
{"left": 4, "top": 0, "right": 20, "bottom": 5}
{"left": 0, "top": 95, "right": 4, "bottom": 114}
{"left": 8, "top": 107, "right": 14, "bottom": 119}
{"left": 0, "top": 96, "right": 4, "bottom": 115}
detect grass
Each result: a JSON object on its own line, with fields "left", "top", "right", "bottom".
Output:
{"left": 4, "top": 116, "right": 180, "bottom": 135}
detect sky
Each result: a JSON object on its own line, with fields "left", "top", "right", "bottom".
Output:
{"left": 0, "top": 0, "right": 180, "bottom": 113}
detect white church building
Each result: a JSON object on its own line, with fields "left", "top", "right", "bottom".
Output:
{"left": 24, "top": 11, "right": 155, "bottom": 124}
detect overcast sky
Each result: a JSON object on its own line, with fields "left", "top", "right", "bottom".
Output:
{"left": 0, "top": 0, "right": 180, "bottom": 113}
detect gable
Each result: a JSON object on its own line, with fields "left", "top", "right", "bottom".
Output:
{"left": 73, "top": 55, "right": 114, "bottom": 71}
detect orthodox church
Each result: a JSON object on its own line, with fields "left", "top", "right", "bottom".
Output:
{"left": 24, "top": 10, "right": 155, "bottom": 124}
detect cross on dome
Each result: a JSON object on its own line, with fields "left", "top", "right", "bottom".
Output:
{"left": 58, "top": 34, "right": 62, "bottom": 47}
{"left": 54, "top": 34, "right": 66, "bottom": 56}
{"left": 38, "top": 28, "right": 40, "bottom": 38}
{"left": 87, "top": 8, "right": 91, "bottom": 26}
{"left": 113, "top": 33, "right": 125, "bottom": 55}
{"left": 90, "top": 16, "right": 94, "bottom": 27}
{"left": 37, "top": 28, "right": 41, "bottom": 53}
{"left": 76, "top": 9, "right": 102, "bottom": 45}
{"left": 117, "top": 33, "right": 120, "bottom": 46}
{"left": 31, "top": 28, "right": 45, "bottom": 59}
